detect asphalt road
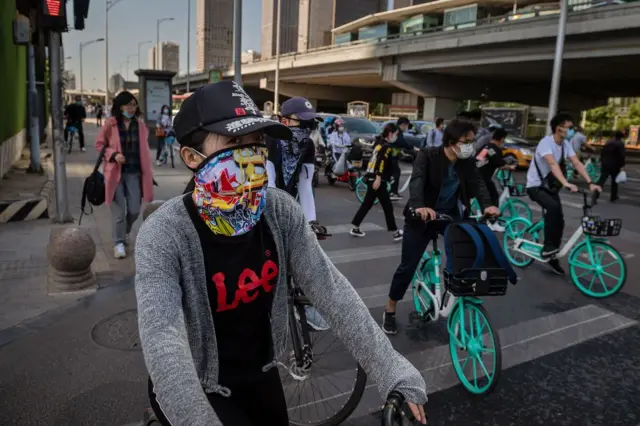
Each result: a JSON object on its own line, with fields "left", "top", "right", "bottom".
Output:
{"left": 1, "top": 158, "right": 640, "bottom": 426}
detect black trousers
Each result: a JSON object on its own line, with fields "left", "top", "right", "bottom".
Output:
{"left": 527, "top": 187, "right": 564, "bottom": 252}
{"left": 484, "top": 177, "right": 500, "bottom": 206}
{"left": 388, "top": 223, "right": 431, "bottom": 301}
{"left": 597, "top": 166, "right": 620, "bottom": 201}
{"left": 64, "top": 122, "right": 85, "bottom": 148}
{"left": 390, "top": 157, "right": 401, "bottom": 194}
{"left": 148, "top": 368, "right": 289, "bottom": 426}
{"left": 96, "top": 115, "right": 103, "bottom": 127}
{"left": 156, "top": 136, "right": 165, "bottom": 160}
{"left": 352, "top": 180, "right": 397, "bottom": 231}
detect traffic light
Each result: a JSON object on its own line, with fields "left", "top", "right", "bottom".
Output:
{"left": 40, "top": 0, "right": 68, "bottom": 31}
{"left": 74, "top": 0, "right": 91, "bottom": 30}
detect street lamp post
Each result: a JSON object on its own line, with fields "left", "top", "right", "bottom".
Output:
{"left": 187, "top": 0, "right": 191, "bottom": 92}
{"left": 156, "top": 18, "right": 175, "bottom": 70}
{"left": 106, "top": 0, "right": 132, "bottom": 109}
{"left": 126, "top": 53, "right": 138, "bottom": 80}
{"left": 233, "top": 0, "right": 242, "bottom": 86}
{"left": 274, "top": 0, "right": 282, "bottom": 114}
{"left": 138, "top": 40, "right": 152, "bottom": 70}
{"left": 80, "top": 38, "right": 105, "bottom": 103}
{"left": 546, "top": 0, "right": 569, "bottom": 134}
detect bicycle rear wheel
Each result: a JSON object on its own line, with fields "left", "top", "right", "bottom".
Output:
{"left": 499, "top": 199, "right": 532, "bottom": 224}
{"left": 355, "top": 177, "right": 379, "bottom": 205}
{"left": 448, "top": 301, "right": 502, "bottom": 395}
{"left": 279, "top": 302, "right": 367, "bottom": 426}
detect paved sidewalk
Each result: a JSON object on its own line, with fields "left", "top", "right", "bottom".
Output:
{"left": 0, "top": 120, "right": 191, "bottom": 345}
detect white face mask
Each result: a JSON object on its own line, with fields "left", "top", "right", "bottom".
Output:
{"left": 338, "top": 126, "right": 345, "bottom": 133}
{"left": 456, "top": 143, "right": 475, "bottom": 159}
{"left": 389, "top": 134, "right": 398, "bottom": 143}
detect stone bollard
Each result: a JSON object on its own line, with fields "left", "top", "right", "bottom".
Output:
{"left": 47, "top": 227, "right": 97, "bottom": 294}
{"left": 142, "top": 200, "right": 165, "bottom": 221}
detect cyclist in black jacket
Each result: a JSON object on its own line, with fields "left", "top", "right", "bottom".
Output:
{"left": 381, "top": 119, "right": 499, "bottom": 335}
{"left": 350, "top": 124, "right": 403, "bottom": 241}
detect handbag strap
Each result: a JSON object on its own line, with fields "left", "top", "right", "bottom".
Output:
{"left": 534, "top": 141, "right": 564, "bottom": 183}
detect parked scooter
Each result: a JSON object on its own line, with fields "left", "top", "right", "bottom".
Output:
{"left": 325, "top": 145, "right": 362, "bottom": 190}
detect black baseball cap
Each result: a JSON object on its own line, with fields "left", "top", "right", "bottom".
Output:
{"left": 280, "top": 97, "right": 322, "bottom": 121}
{"left": 174, "top": 80, "right": 292, "bottom": 144}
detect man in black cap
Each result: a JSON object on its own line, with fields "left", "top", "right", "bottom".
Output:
{"left": 137, "top": 80, "right": 429, "bottom": 426}
{"left": 266, "top": 97, "right": 326, "bottom": 235}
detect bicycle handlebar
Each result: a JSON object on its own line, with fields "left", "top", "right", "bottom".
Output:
{"left": 382, "top": 391, "right": 405, "bottom": 426}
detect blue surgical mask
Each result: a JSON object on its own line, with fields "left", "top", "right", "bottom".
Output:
{"left": 76, "top": 101, "right": 82, "bottom": 105}
{"left": 123, "top": 111, "right": 134, "bottom": 119}
{"left": 566, "top": 128, "right": 575, "bottom": 140}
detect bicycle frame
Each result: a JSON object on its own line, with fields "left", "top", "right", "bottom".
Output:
{"left": 412, "top": 240, "right": 458, "bottom": 322}
{"left": 511, "top": 220, "right": 585, "bottom": 262}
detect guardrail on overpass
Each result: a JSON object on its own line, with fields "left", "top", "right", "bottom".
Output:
{"left": 173, "top": 1, "right": 640, "bottom": 90}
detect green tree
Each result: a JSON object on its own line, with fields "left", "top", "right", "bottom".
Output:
{"left": 616, "top": 100, "right": 640, "bottom": 131}
{"left": 583, "top": 104, "right": 615, "bottom": 135}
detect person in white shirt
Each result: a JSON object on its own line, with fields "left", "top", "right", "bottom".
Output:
{"left": 328, "top": 118, "right": 351, "bottom": 165}
{"left": 526, "top": 113, "right": 601, "bottom": 275}
{"left": 423, "top": 117, "right": 444, "bottom": 148}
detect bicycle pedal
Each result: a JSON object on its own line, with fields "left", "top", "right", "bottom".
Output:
{"left": 408, "top": 311, "right": 430, "bottom": 323}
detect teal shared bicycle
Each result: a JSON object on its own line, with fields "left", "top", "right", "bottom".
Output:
{"left": 503, "top": 189, "right": 626, "bottom": 298}
{"left": 470, "top": 170, "right": 532, "bottom": 225}
{"left": 408, "top": 211, "right": 516, "bottom": 394}
{"left": 355, "top": 172, "right": 410, "bottom": 204}
{"left": 567, "top": 155, "right": 601, "bottom": 182}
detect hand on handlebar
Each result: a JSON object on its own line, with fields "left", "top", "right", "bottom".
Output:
{"left": 483, "top": 206, "right": 500, "bottom": 217}
{"left": 589, "top": 183, "right": 602, "bottom": 193}
{"left": 414, "top": 207, "right": 436, "bottom": 221}
{"left": 383, "top": 391, "right": 427, "bottom": 425}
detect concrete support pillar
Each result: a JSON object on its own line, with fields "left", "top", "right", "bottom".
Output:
{"left": 423, "top": 97, "right": 458, "bottom": 121}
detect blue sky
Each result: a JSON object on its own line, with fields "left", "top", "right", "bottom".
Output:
{"left": 63, "top": 0, "right": 394, "bottom": 90}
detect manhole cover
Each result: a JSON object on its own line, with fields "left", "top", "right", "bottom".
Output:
{"left": 91, "top": 309, "right": 141, "bottom": 351}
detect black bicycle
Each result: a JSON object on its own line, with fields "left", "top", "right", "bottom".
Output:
{"left": 381, "top": 391, "right": 424, "bottom": 426}
{"left": 278, "top": 229, "right": 368, "bottom": 425}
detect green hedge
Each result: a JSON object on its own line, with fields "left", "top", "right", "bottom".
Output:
{"left": 0, "top": 1, "right": 27, "bottom": 144}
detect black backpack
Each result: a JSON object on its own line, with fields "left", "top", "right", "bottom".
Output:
{"left": 79, "top": 144, "right": 107, "bottom": 225}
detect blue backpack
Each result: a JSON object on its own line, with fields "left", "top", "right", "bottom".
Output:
{"left": 443, "top": 222, "right": 517, "bottom": 296}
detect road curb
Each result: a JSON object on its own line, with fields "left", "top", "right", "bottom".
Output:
{"left": 0, "top": 154, "right": 53, "bottom": 223}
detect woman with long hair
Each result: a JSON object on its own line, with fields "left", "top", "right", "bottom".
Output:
{"left": 96, "top": 91, "right": 154, "bottom": 259}
{"left": 350, "top": 124, "right": 402, "bottom": 241}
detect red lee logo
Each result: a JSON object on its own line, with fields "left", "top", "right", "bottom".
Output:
{"left": 212, "top": 260, "right": 278, "bottom": 312}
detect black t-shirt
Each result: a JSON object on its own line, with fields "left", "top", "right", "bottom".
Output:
{"left": 183, "top": 194, "right": 278, "bottom": 385}
{"left": 478, "top": 142, "right": 506, "bottom": 181}
{"left": 65, "top": 103, "right": 87, "bottom": 124}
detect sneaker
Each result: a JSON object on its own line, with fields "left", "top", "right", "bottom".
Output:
{"left": 390, "top": 193, "right": 403, "bottom": 201}
{"left": 155, "top": 160, "right": 162, "bottom": 166}
{"left": 541, "top": 247, "right": 560, "bottom": 258}
{"left": 81, "top": 147, "right": 86, "bottom": 152}
{"left": 350, "top": 227, "right": 366, "bottom": 237}
{"left": 546, "top": 258, "right": 565, "bottom": 276}
{"left": 382, "top": 311, "right": 398, "bottom": 335}
{"left": 393, "top": 230, "right": 404, "bottom": 241}
{"left": 488, "top": 222, "right": 506, "bottom": 233}
{"left": 114, "top": 243, "right": 126, "bottom": 259}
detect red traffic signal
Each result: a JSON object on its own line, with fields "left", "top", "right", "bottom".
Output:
{"left": 40, "top": 0, "right": 67, "bottom": 31}
{"left": 45, "top": 0, "right": 63, "bottom": 16}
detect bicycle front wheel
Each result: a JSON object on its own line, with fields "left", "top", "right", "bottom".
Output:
{"left": 280, "top": 306, "right": 367, "bottom": 426}
{"left": 355, "top": 177, "right": 379, "bottom": 205}
{"left": 500, "top": 199, "right": 532, "bottom": 223}
{"left": 449, "top": 301, "right": 502, "bottom": 395}
{"left": 568, "top": 240, "right": 626, "bottom": 298}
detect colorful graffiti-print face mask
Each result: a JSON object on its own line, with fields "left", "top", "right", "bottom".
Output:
{"left": 193, "top": 144, "right": 268, "bottom": 236}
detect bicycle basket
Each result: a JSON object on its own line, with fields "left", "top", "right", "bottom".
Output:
{"left": 443, "top": 268, "right": 508, "bottom": 297}
{"left": 507, "top": 184, "right": 527, "bottom": 197}
{"left": 581, "top": 216, "right": 622, "bottom": 237}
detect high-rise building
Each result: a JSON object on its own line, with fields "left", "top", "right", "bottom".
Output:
{"left": 109, "top": 73, "right": 125, "bottom": 94}
{"left": 297, "top": 0, "right": 385, "bottom": 52}
{"left": 148, "top": 42, "right": 180, "bottom": 73}
{"left": 261, "top": 0, "right": 300, "bottom": 59}
{"left": 241, "top": 50, "right": 261, "bottom": 64}
{"left": 196, "top": 0, "right": 234, "bottom": 72}
{"left": 63, "top": 70, "right": 76, "bottom": 90}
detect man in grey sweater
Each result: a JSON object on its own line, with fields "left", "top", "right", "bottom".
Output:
{"left": 135, "top": 81, "right": 428, "bottom": 426}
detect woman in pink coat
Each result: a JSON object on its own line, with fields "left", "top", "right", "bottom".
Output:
{"left": 96, "top": 91, "right": 154, "bottom": 259}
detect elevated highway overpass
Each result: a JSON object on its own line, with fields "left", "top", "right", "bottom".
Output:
{"left": 174, "top": 2, "right": 640, "bottom": 116}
